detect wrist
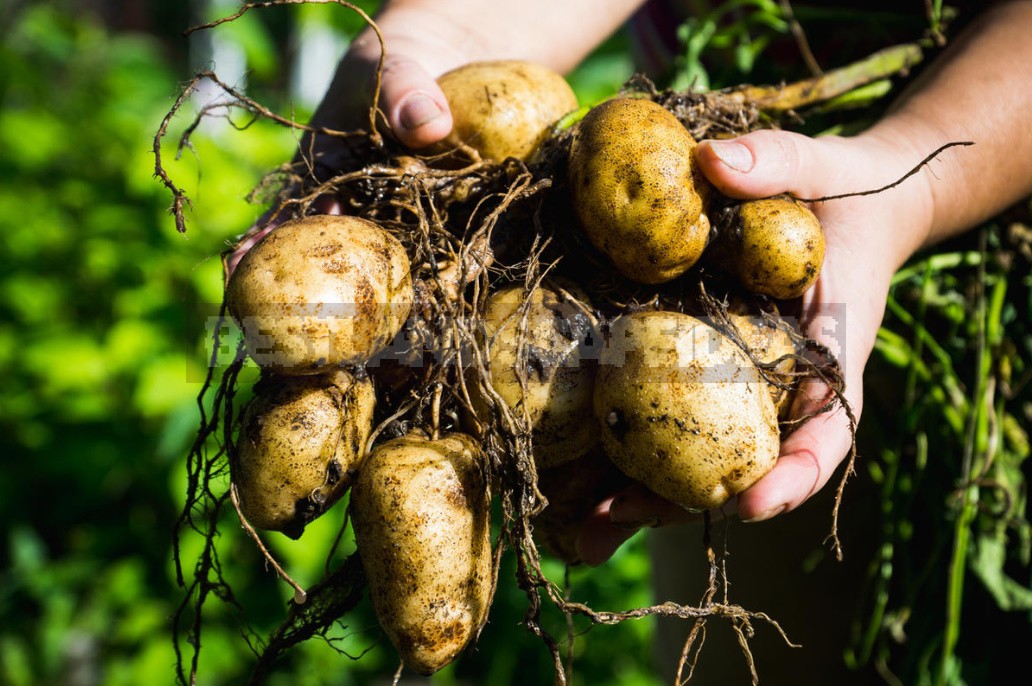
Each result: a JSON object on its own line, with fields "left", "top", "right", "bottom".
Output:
{"left": 848, "top": 121, "right": 939, "bottom": 271}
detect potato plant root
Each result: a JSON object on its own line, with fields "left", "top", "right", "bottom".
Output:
{"left": 148, "top": 3, "right": 969, "bottom": 685}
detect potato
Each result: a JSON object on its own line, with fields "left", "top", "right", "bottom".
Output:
{"left": 594, "top": 311, "right": 780, "bottom": 512}
{"left": 231, "top": 370, "right": 376, "bottom": 539}
{"left": 730, "top": 196, "right": 825, "bottom": 299}
{"left": 532, "top": 448, "right": 631, "bottom": 565}
{"left": 226, "top": 214, "right": 413, "bottom": 375}
{"left": 567, "top": 97, "right": 711, "bottom": 284}
{"left": 474, "top": 281, "right": 598, "bottom": 468}
{"left": 728, "top": 312, "right": 797, "bottom": 417}
{"left": 435, "top": 60, "right": 578, "bottom": 162}
{"left": 351, "top": 432, "right": 493, "bottom": 676}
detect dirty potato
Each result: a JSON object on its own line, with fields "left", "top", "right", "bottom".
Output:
{"left": 474, "top": 281, "right": 599, "bottom": 468}
{"left": 350, "top": 432, "right": 493, "bottom": 676}
{"left": 567, "top": 97, "right": 711, "bottom": 284}
{"left": 594, "top": 311, "right": 780, "bottom": 512}
{"left": 435, "top": 59, "right": 579, "bottom": 162}
{"left": 728, "top": 312, "right": 797, "bottom": 417}
{"left": 226, "top": 214, "right": 413, "bottom": 374}
{"left": 231, "top": 370, "right": 376, "bottom": 539}
{"left": 731, "top": 196, "right": 825, "bottom": 300}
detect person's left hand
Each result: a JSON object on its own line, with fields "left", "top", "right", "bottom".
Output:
{"left": 576, "top": 126, "right": 936, "bottom": 565}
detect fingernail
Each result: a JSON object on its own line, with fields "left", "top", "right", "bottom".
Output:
{"left": 398, "top": 93, "right": 443, "bottom": 131}
{"left": 741, "top": 504, "right": 786, "bottom": 523}
{"left": 707, "top": 140, "right": 754, "bottom": 173}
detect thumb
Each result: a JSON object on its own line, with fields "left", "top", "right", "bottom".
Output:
{"left": 696, "top": 129, "right": 848, "bottom": 200}
{"left": 375, "top": 53, "right": 454, "bottom": 149}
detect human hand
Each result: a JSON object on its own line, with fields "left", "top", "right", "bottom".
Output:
{"left": 577, "top": 127, "right": 937, "bottom": 565}
{"left": 224, "top": 7, "right": 477, "bottom": 276}
{"left": 225, "top": 0, "right": 646, "bottom": 276}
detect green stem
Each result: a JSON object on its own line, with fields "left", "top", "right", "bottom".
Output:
{"left": 938, "top": 230, "right": 992, "bottom": 683}
{"left": 733, "top": 42, "right": 924, "bottom": 112}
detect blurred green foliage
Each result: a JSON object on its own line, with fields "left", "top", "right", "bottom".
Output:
{"left": 0, "top": 2, "right": 296, "bottom": 684}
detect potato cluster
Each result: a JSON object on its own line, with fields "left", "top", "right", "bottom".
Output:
{"left": 222, "top": 59, "right": 826, "bottom": 675}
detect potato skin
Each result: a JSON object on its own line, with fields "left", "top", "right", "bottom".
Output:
{"left": 728, "top": 313, "right": 797, "bottom": 417}
{"left": 436, "top": 60, "right": 578, "bottom": 162}
{"left": 732, "top": 197, "right": 825, "bottom": 300}
{"left": 594, "top": 311, "right": 780, "bottom": 511}
{"left": 232, "top": 370, "right": 376, "bottom": 539}
{"left": 568, "top": 97, "right": 711, "bottom": 284}
{"left": 351, "top": 432, "right": 493, "bottom": 676}
{"left": 226, "top": 215, "right": 413, "bottom": 374}
{"left": 475, "top": 282, "right": 598, "bottom": 468}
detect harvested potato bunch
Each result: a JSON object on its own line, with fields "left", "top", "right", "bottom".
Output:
{"left": 730, "top": 196, "right": 825, "bottom": 299}
{"left": 532, "top": 448, "right": 632, "bottom": 565}
{"left": 435, "top": 59, "right": 579, "bottom": 162}
{"left": 595, "top": 311, "right": 780, "bottom": 512}
{"left": 351, "top": 432, "right": 493, "bottom": 676}
{"left": 226, "top": 215, "right": 413, "bottom": 375}
{"left": 231, "top": 370, "right": 376, "bottom": 539}
{"left": 728, "top": 313, "right": 797, "bottom": 417}
{"left": 568, "top": 97, "right": 711, "bottom": 284}
{"left": 474, "top": 281, "right": 599, "bottom": 468}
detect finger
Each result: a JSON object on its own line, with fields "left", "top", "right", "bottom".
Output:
{"left": 696, "top": 129, "right": 850, "bottom": 200}
{"left": 376, "top": 54, "right": 453, "bottom": 149}
{"left": 607, "top": 482, "right": 700, "bottom": 529}
{"left": 575, "top": 496, "right": 639, "bottom": 567}
{"left": 736, "top": 380, "right": 859, "bottom": 522}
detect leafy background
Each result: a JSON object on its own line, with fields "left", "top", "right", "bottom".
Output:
{"left": 0, "top": 1, "right": 1028, "bottom": 685}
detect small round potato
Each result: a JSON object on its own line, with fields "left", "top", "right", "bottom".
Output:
{"left": 231, "top": 370, "right": 376, "bottom": 539}
{"left": 226, "top": 214, "right": 413, "bottom": 374}
{"left": 351, "top": 432, "right": 493, "bottom": 676}
{"left": 435, "top": 60, "right": 578, "bottom": 162}
{"left": 732, "top": 197, "right": 825, "bottom": 300}
{"left": 594, "top": 311, "right": 780, "bottom": 512}
{"left": 474, "top": 281, "right": 599, "bottom": 468}
{"left": 568, "top": 97, "right": 711, "bottom": 284}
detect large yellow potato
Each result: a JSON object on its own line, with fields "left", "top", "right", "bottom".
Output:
{"left": 474, "top": 281, "right": 598, "bottom": 468}
{"left": 567, "top": 97, "right": 711, "bottom": 284}
{"left": 731, "top": 197, "right": 825, "bottom": 299}
{"left": 231, "top": 370, "right": 376, "bottom": 539}
{"left": 435, "top": 60, "right": 578, "bottom": 162}
{"left": 226, "top": 215, "right": 413, "bottom": 374}
{"left": 350, "top": 432, "right": 493, "bottom": 676}
{"left": 594, "top": 311, "right": 780, "bottom": 511}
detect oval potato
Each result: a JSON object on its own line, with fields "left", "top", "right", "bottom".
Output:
{"left": 732, "top": 196, "right": 825, "bottom": 300}
{"left": 594, "top": 311, "right": 780, "bottom": 511}
{"left": 435, "top": 60, "right": 578, "bottom": 162}
{"left": 232, "top": 370, "right": 376, "bottom": 539}
{"left": 351, "top": 432, "right": 493, "bottom": 676}
{"left": 226, "top": 214, "right": 413, "bottom": 374}
{"left": 474, "top": 281, "right": 598, "bottom": 468}
{"left": 568, "top": 97, "right": 711, "bottom": 284}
